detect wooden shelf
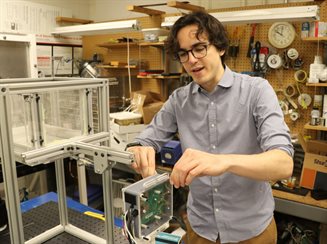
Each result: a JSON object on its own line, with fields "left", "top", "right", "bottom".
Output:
{"left": 306, "top": 82, "right": 327, "bottom": 87}
{"left": 97, "top": 42, "right": 138, "bottom": 48}
{"left": 167, "top": 1, "right": 205, "bottom": 12}
{"left": 302, "top": 37, "right": 327, "bottom": 42}
{"left": 127, "top": 5, "right": 165, "bottom": 16}
{"left": 137, "top": 75, "right": 180, "bottom": 79}
{"left": 97, "top": 65, "right": 137, "bottom": 69}
{"left": 98, "top": 42, "right": 164, "bottom": 48}
{"left": 304, "top": 122, "right": 327, "bottom": 131}
{"left": 139, "top": 42, "right": 164, "bottom": 47}
{"left": 56, "top": 17, "right": 93, "bottom": 24}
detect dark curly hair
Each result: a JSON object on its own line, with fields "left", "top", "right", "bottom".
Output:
{"left": 165, "top": 11, "right": 229, "bottom": 64}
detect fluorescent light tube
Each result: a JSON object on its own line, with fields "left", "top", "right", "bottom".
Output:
{"left": 52, "top": 19, "right": 140, "bottom": 36}
{"left": 162, "top": 5, "right": 319, "bottom": 27}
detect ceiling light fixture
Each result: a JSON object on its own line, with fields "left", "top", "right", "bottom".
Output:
{"left": 52, "top": 19, "right": 140, "bottom": 36}
{"left": 161, "top": 5, "right": 319, "bottom": 27}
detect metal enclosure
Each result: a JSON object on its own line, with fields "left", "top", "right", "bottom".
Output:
{"left": 122, "top": 173, "right": 173, "bottom": 241}
{"left": 0, "top": 77, "right": 134, "bottom": 244}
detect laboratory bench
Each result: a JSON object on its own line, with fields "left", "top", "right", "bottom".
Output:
{"left": 273, "top": 188, "right": 327, "bottom": 224}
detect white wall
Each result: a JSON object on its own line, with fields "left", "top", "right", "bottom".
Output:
{"left": 88, "top": 0, "right": 315, "bottom": 22}
{"left": 3, "top": 0, "right": 316, "bottom": 24}
{"left": 23, "top": 0, "right": 90, "bottom": 19}
{"left": 0, "top": 0, "right": 91, "bottom": 35}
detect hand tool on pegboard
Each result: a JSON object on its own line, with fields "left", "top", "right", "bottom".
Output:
{"left": 247, "top": 24, "right": 257, "bottom": 58}
{"left": 228, "top": 27, "right": 240, "bottom": 67}
{"left": 253, "top": 41, "right": 261, "bottom": 72}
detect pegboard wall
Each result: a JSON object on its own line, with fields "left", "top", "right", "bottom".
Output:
{"left": 218, "top": 1, "right": 327, "bottom": 138}
{"left": 223, "top": 22, "right": 321, "bottom": 137}
{"left": 83, "top": 1, "right": 327, "bottom": 137}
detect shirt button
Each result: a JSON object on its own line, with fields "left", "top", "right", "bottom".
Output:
{"left": 211, "top": 124, "right": 215, "bottom": 127}
{"left": 211, "top": 101, "right": 214, "bottom": 106}
{"left": 212, "top": 145, "right": 216, "bottom": 149}
{"left": 216, "top": 208, "right": 219, "bottom": 212}
{"left": 214, "top": 188, "right": 218, "bottom": 193}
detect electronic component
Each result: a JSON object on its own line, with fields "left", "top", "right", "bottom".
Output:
{"left": 160, "top": 140, "right": 182, "bottom": 165}
{"left": 122, "top": 173, "right": 173, "bottom": 241}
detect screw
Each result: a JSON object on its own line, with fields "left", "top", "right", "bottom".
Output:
{"left": 1, "top": 88, "right": 6, "bottom": 92}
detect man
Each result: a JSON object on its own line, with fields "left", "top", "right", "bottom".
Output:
{"left": 126, "top": 11, "right": 293, "bottom": 244}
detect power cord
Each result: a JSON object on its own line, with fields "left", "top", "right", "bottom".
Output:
{"left": 170, "top": 216, "right": 186, "bottom": 231}
{"left": 123, "top": 208, "right": 138, "bottom": 244}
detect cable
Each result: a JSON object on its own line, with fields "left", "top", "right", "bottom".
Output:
{"left": 123, "top": 210, "right": 137, "bottom": 244}
{"left": 127, "top": 36, "right": 132, "bottom": 95}
{"left": 171, "top": 216, "right": 187, "bottom": 231}
{"left": 55, "top": 57, "right": 63, "bottom": 76}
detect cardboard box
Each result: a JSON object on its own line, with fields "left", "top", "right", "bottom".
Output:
{"left": 132, "top": 91, "right": 164, "bottom": 124}
{"left": 142, "top": 101, "right": 164, "bottom": 124}
{"left": 299, "top": 137, "right": 327, "bottom": 191}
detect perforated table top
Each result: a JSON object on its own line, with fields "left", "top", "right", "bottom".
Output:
{"left": 0, "top": 201, "right": 128, "bottom": 244}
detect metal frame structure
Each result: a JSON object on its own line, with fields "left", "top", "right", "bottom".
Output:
{"left": 0, "top": 77, "right": 134, "bottom": 244}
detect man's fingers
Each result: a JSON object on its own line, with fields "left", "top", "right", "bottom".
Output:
{"left": 171, "top": 159, "right": 199, "bottom": 187}
{"left": 139, "top": 150, "right": 150, "bottom": 177}
{"left": 185, "top": 165, "right": 201, "bottom": 185}
{"left": 127, "top": 146, "right": 157, "bottom": 178}
{"left": 131, "top": 162, "right": 141, "bottom": 174}
{"left": 147, "top": 148, "right": 156, "bottom": 176}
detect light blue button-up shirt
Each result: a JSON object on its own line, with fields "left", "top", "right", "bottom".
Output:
{"left": 135, "top": 66, "right": 294, "bottom": 243}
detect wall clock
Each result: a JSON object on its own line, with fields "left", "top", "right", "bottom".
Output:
{"left": 268, "top": 22, "right": 296, "bottom": 49}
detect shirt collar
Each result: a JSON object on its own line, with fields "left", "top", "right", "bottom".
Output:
{"left": 191, "top": 65, "right": 234, "bottom": 94}
{"left": 218, "top": 65, "right": 233, "bottom": 88}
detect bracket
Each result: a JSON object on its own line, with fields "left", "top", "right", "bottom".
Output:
{"left": 73, "top": 141, "right": 134, "bottom": 174}
{"left": 127, "top": 5, "right": 166, "bottom": 16}
{"left": 167, "top": 1, "right": 205, "bottom": 12}
{"left": 127, "top": 1, "right": 204, "bottom": 16}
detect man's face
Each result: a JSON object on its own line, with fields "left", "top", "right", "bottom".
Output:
{"left": 176, "top": 24, "right": 225, "bottom": 92}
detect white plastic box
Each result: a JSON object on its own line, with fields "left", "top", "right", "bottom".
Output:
{"left": 110, "top": 120, "right": 145, "bottom": 134}
{"left": 110, "top": 130, "right": 140, "bottom": 150}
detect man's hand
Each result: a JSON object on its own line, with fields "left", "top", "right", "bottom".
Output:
{"left": 126, "top": 146, "right": 156, "bottom": 178}
{"left": 170, "top": 148, "right": 228, "bottom": 188}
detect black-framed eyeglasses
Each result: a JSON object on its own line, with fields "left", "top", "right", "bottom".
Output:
{"left": 176, "top": 43, "right": 210, "bottom": 63}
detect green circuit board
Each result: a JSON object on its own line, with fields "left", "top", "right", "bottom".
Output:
{"left": 140, "top": 183, "right": 170, "bottom": 226}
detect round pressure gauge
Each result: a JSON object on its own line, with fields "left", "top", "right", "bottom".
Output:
{"left": 268, "top": 22, "right": 296, "bottom": 49}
